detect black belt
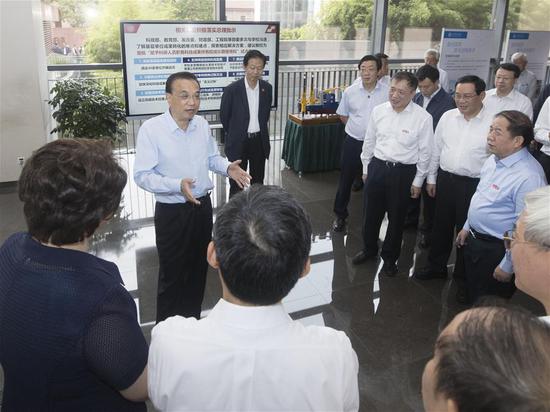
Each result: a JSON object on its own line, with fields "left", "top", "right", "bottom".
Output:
{"left": 439, "top": 168, "right": 479, "bottom": 182}
{"left": 247, "top": 132, "right": 261, "bottom": 138}
{"left": 373, "top": 157, "right": 414, "bottom": 168}
{"left": 469, "top": 228, "right": 501, "bottom": 243}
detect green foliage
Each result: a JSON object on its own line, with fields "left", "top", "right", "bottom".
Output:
{"left": 49, "top": 79, "right": 127, "bottom": 142}
{"left": 320, "top": 0, "right": 373, "bottom": 40}
{"left": 84, "top": 0, "right": 213, "bottom": 63}
{"left": 44, "top": 0, "right": 97, "bottom": 28}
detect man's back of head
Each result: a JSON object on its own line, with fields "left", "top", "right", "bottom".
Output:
{"left": 212, "top": 184, "right": 312, "bottom": 305}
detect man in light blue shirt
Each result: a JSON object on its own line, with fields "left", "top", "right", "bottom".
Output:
{"left": 456, "top": 110, "right": 547, "bottom": 304}
{"left": 332, "top": 55, "right": 389, "bottom": 232}
{"left": 134, "top": 71, "right": 250, "bottom": 322}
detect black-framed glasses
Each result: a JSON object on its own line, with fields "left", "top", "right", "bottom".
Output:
{"left": 503, "top": 230, "right": 515, "bottom": 250}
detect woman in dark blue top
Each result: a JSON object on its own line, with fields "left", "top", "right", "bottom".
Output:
{"left": 0, "top": 139, "right": 148, "bottom": 411}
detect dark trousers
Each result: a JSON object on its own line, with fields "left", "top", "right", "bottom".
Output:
{"left": 362, "top": 157, "right": 416, "bottom": 264}
{"left": 405, "top": 181, "right": 436, "bottom": 232}
{"left": 428, "top": 170, "right": 479, "bottom": 277}
{"left": 229, "top": 134, "right": 265, "bottom": 198}
{"left": 334, "top": 135, "right": 363, "bottom": 219}
{"left": 154, "top": 197, "right": 213, "bottom": 322}
{"left": 464, "top": 231, "right": 515, "bottom": 303}
{"left": 534, "top": 150, "right": 550, "bottom": 183}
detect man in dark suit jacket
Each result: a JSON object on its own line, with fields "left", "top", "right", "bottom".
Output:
{"left": 407, "top": 65, "right": 456, "bottom": 247}
{"left": 220, "top": 50, "right": 273, "bottom": 197}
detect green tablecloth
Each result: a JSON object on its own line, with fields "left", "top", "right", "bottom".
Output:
{"left": 281, "top": 119, "right": 345, "bottom": 173}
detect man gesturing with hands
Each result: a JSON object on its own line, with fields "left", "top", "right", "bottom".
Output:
{"left": 134, "top": 71, "right": 250, "bottom": 322}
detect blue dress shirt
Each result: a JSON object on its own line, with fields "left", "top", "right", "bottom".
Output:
{"left": 464, "top": 147, "right": 547, "bottom": 272}
{"left": 134, "top": 111, "right": 230, "bottom": 204}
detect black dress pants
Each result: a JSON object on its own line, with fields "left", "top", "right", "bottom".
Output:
{"left": 464, "top": 230, "right": 515, "bottom": 303}
{"left": 428, "top": 170, "right": 479, "bottom": 278}
{"left": 362, "top": 157, "right": 416, "bottom": 264}
{"left": 334, "top": 135, "right": 364, "bottom": 219}
{"left": 229, "top": 134, "right": 265, "bottom": 198}
{"left": 154, "top": 196, "right": 213, "bottom": 322}
{"left": 534, "top": 150, "right": 550, "bottom": 183}
{"left": 405, "top": 181, "right": 436, "bottom": 232}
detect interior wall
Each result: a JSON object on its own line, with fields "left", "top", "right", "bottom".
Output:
{"left": 0, "top": 0, "right": 50, "bottom": 183}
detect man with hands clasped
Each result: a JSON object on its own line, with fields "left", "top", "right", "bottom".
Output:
{"left": 134, "top": 71, "right": 250, "bottom": 322}
{"left": 455, "top": 110, "right": 546, "bottom": 304}
{"left": 353, "top": 71, "right": 433, "bottom": 276}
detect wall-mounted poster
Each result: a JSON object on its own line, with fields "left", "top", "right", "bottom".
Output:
{"left": 504, "top": 31, "right": 550, "bottom": 80}
{"left": 121, "top": 21, "right": 279, "bottom": 116}
{"left": 439, "top": 28, "right": 494, "bottom": 91}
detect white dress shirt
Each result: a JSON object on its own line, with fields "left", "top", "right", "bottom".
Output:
{"left": 422, "top": 85, "right": 441, "bottom": 109}
{"left": 514, "top": 69, "right": 537, "bottom": 101}
{"left": 483, "top": 88, "right": 533, "bottom": 120}
{"left": 148, "top": 299, "right": 359, "bottom": 412}
{"left": 427, "top": 106, "right": 493, "bottom": 183}
{"left": 534, "top": 97, "right": 550, "bottom": 156}
{"left": 541, "top": 315, "right": 550, "bottom": 325}
{"left": 337, "top": 80, "right": 389, "bottom": 140}
{"left": 361, "top": 101, "right": 433, "bottom": 187}
{"left": 438, "top": 67, "right": 449, "bottom": 92}
{"left": 245, "top": 78, "right": 260, "bottom": 133}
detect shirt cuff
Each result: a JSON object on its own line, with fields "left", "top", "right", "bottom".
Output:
{"left": 170, "top": 177, "right": 183, "bottom": 194}
{"left": 426, "top": 174, "right": 437, "bottom": 185}
{"left": 412, "top": 176, "right": 424, "bottom": 188}
{"left": 463, "top": 221, "right": 470, "bottom": 232}
{"left": 499, "top": 253, "right": 514, "bottom": 274}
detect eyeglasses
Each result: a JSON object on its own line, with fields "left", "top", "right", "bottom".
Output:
{"left": 454, "top": 93, "right": 478, "bottom": 101}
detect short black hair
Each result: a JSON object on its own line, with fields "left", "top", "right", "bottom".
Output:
{"left": 434, "top": 307, "right": 550, "bottom": 412}
{"left": 416, "top": 64, "right": 440, "bottom": 82}
{"left": 495, "top": 110, "right": 534, "bottom": 148}
{"left": 455, "top": 75, "right": 486, "bottom": 95}
{"left": 497, "top": 63, "right": 521, "bottom": 78}
{"left": 243, "top": 49, "right": 267, "bottom": 66}
{"left": 165, "top": 71, "right": 200, "bottom": 93}
{"left": 212, "top": 185, "right": 312, "bottom": 305}
{"left": 374, "top": 52, "right": 388, "bottom": 61}
{"left": 358, "top": 55, "right": 382, "bottom": 71}
{"left": 392, "top": 71, "right": 418, "bottom": 90}
{"left": 18, "top": 139, "right": 127, "bottom": 245}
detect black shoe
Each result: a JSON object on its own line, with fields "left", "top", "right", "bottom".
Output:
{"left": 381, "top": 262, "right": 398, "bottom": 277}
{"left": 413, "top": 266, "right": 448, "bottom": 280}
{"left": 352, "top": 250, "right": 377, "bottom": 265}
{"left": 351, "top": 180, "right": 364, "bottom": 192}
{"left": 332, "top": 217, "right": 346, "bottom": 232}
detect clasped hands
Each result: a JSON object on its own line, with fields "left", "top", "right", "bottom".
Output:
{"left": 180, "top": 160, "right": 251, "bottom": 205}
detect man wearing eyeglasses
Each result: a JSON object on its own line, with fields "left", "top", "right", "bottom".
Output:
{"left": 354, "top": 71, "right": 433, "bottom": 276}
{"left": 509, "top": 186, "right": 550, "bottom": 323}
{"left": 134, "top": 71, "right": 251, "bottom": 322}
{"left": 413, "top": 76, "right": 492, "bottom": 303}
{"left": 455, "top": 110, "right": 546, "bottom": 304}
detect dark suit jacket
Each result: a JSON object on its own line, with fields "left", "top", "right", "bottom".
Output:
{"left": 220, "top": 78, "right": 272, "bottom": 161}
{"left": 413, "top": 87, "right": 456, "bottom": 131}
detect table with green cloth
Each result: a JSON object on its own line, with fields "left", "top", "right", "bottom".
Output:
{"left": 282, "top": 118, "right": 345, "bottom": 173}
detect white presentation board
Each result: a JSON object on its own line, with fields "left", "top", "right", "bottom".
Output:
{"left": 439, "top": 28, "right": 494, "bottom": 91}
{"left": 503, "top": 31, "right": 550, "bottom": 80}
{"left": 120, "top": 21, "right": 279, "bottom": 116}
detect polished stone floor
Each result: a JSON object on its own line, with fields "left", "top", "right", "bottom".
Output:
{"left": 0, "top": 143, "right": 545, "bottom": 411}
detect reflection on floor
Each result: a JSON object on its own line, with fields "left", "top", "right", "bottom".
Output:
{"left": 0, "top": 150, "right": 545, "bottom": 412}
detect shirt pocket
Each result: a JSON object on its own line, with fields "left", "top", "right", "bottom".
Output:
{"left": 399, "top": 128, "right": 418, "bottom": 149}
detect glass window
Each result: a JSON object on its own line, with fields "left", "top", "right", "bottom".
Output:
{"left": 226, "top": 0, "right": 374, "bottom": 61}
{"left": 385, "top": 0, "right": 493, "bottom": 59}
{"left": 506, "top": 0, "right": 550, "bottom": 31}
{"left": 41, "top": 0, "right": 215, "bottom": 65}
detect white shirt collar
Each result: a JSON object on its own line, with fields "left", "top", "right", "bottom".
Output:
{"left": 208, "top": 298, "right": 291, "bottom": 330}
{"left": 164, "top": 110, "right": 197, "bottom": 133}
{"left": 245, "top": 78, "right": 259, "bottom": 91}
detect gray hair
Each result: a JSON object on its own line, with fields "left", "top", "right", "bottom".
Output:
{"left": 522, "top": 185, "right": 550, "bottom": 250}
{"left": 511, "top": 52, "right": 527, "bottom": 62}
{"left": 425, "top": 48, "right": 440, "bottom": 61}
